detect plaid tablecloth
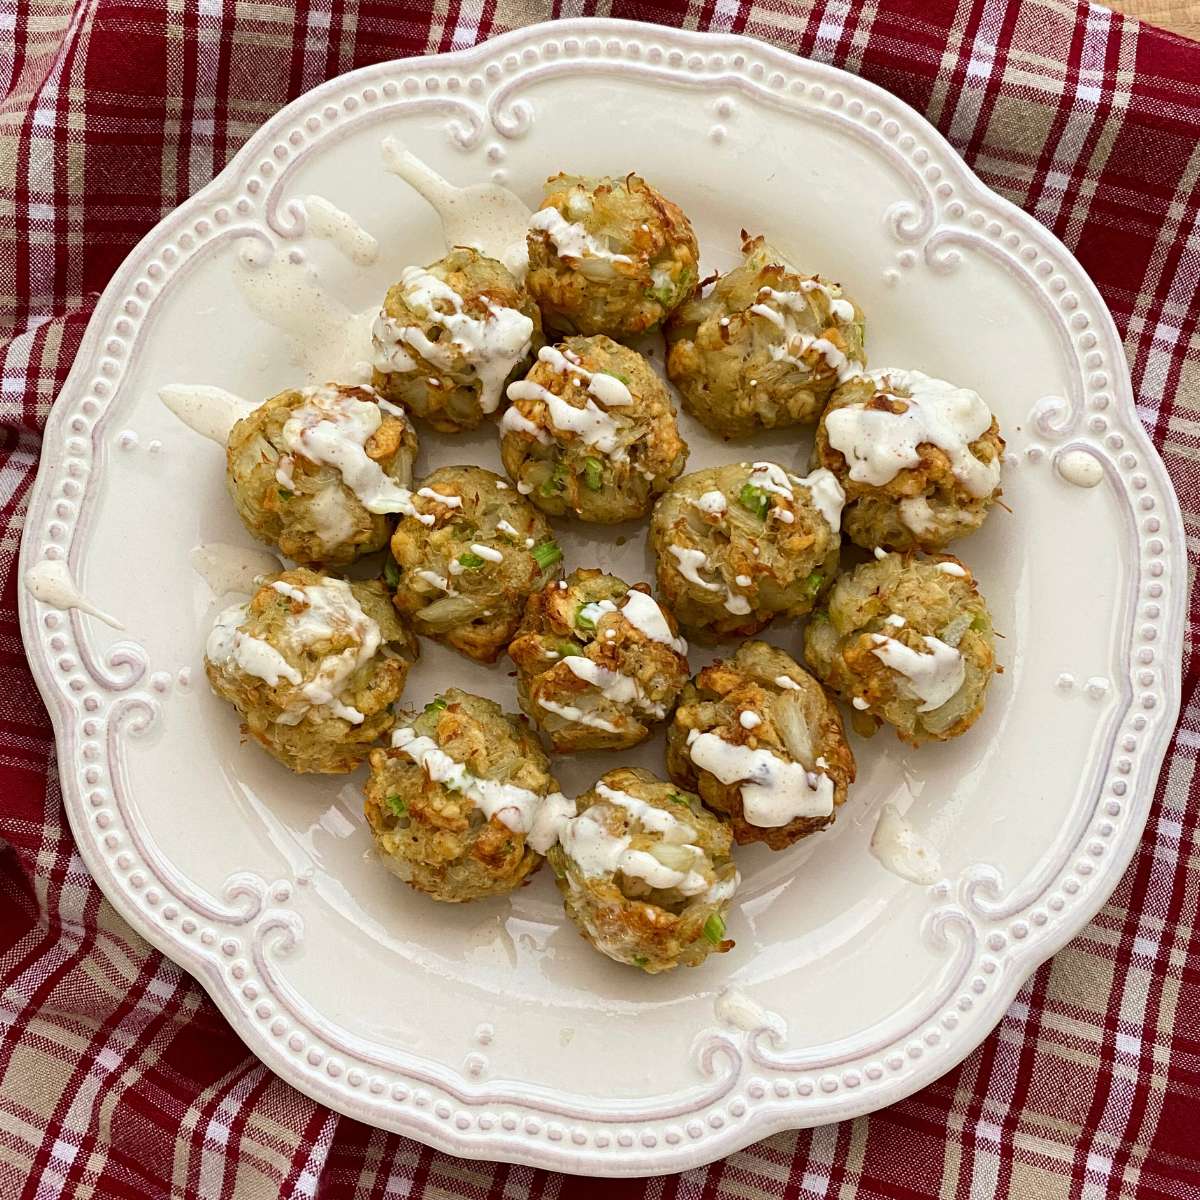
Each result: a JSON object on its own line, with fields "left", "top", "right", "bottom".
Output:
{"left": 2, "top": 1, "right": 1198, "bottom": 1196}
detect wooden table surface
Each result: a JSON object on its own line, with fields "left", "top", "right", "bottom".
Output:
{"left": 1100, "top": 0, "right": 1200, "bottom": 39}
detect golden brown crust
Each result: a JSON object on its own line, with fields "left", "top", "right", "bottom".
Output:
{"left": 389, "top": 466, "right": 561, "bottom": 663}
{"left": 372, "top": 248, "right": 543, "bottom": 433}
{"left": 812, "top": 374, "right": 1005, "bottom": 552}
{"left": 225, "top": 385, "right": 417, "bottom": 567}
{"left": 526, "top": 173, "right": 700, "bottom": 338}
{"left": 665, "top": 641, "right": 854, "bottom": 849}
{"left": 363, "top": 689, "right": 556, "bottom": 902}
{"left": 204, "top": 569, "right": 417, "bottom": 774}
{"left": 507, "top": 569, "right": 689, "bottom": 751}
{"left": 803, "top": 552, "right": 998, "bottom": 745}
{"left": 665, "top": 233, "right": 866, "bottom": 438}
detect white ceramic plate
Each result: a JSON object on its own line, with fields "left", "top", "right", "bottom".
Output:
{"left": 19, "top": 19, "right": 1186, "bottom": 1177}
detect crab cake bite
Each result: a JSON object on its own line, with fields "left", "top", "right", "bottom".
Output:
{"left": 389, "top": 465, "right": 562, "bottom": 663}
{"left": 665, "top": 233, "right": 866, "bottom": 439}
{"left": 205, "top": 569, "right": 417, "bottom": 774}
{"left": 508, "top": 569, "right": 689, "bottom": 751}
{"left": 650, "top": 461, "right": 844, "bottom": 641}
{"left": 803, "top": 552, "right": 997, "bottom": 745}
{"left": 525, "top": 173, "right": 699, "bottom": 339}
{"left": 364, "top": 689, "right": 567, "bottom": 903}
{"left": 546, "top": 768, "right": 739, "bottom": 973}
{"left": 813, "top": 368, "right": 1004, "bottom": 552}
{"left": 226, "top": 383, "right": 420, "bottom": 567}
{"left": 372, "top": 248, "right": 542, "bottom": 433}
{"left": 498, "top": 337, "right": 687, "bottom": 523}
{"left": 666, "top": 642, "right": 854, "bottom": 850}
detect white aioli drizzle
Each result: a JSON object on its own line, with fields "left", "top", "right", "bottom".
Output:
{"left": 749, "top": 287, "right": 861, "bottom": 382}
{"left": 619, "top": 589, "right": 688, "bottom": 655}
{"left": 667, "top": 546, "right": 751, "bottom": 616}
{"left": 24, "top": 560, "right": 123, "bottom": 629}
{"left": 270, "top": 578, "right": 380, "bottom": 722}
{"left": 189, "top": 543, "right": 282, "bottom": 596}
{"left": 743, "top": 462, "right": 843, "bottom": 532}
{"left": 303, "top": 195, "right": 379, "bottom": 266}
{"left": 232, "top": 238, "right": 375, "bottom": 385}
{"left": 208, "top": 578, "right": 382, "bottom": 725}
{"left": 870, "top": 633, "right": 965, "bottom": 712}
{"left": 1056, "top": 449, "right": 1104, "bottom": 488}
{"left": 936, "top": 561, "right": 968, "bottom": 578}
{"left": 380, "top": 138, "right": 532, "bottom": 276}
{"left": 714, "top": 988, "right": 783, "bottom": 1035}
{"left": 415, "top": 487, "right": 461, "bottom": 508}
{"left": 775, "top": 675, "right": 801, "bottom": 690}
{"left": 159, "top": 384, "right": 257, "bottom": 444}
{"left": 536, "top": 696, "right": 620, "bottom": 733}
{"left": 899, "top": 496, "right": 937, "bottom": 534}
{"left": 391, "top": 725, "right": 567, "bottom": 839}
{"left": 870, "top": 802, "right": 943, "bottom": 885}
{"left": 280, "top": 386, "right": 428, "bottom": 523}
{"left": 695, "top": 490, "right": 727, "bottom": 516}
{"left": 825, "top": 368, "right": 1001, "bottom": 498}
{"left": 686, "top": 730, "right": 834, "bottom": 826}
{"left": 503, "top": 346, "right": 634, "bottom": 458}
{"left": 528, "top": 206, "right": 632, "bottom": 264}
{"left": 207, "top": 603, "right": 300, "bottom": 687}
{"left": 560, "top": 787, "right": 709, "bottom": 895}
{"left": 796, "top": 467, "right": 845, "bottom": 532}
{"left": 561, "top": 657, "right": 666, "bottom": 719}
{"left": 371, "top": 265, "right": 534, "bottom": 414}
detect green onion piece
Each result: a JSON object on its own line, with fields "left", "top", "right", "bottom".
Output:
{"left": 457, "top": 551, "right": 486, "bottom": 570}
{"left": 532, "top": 539, "right": 562, "bottom": 570}
{"left": 540, "top": 464, "right": 566, "bottom": 496}
{"left": 703, "top": 913, "right": 726, "bottom": 945}
{"left": 385, "top": 795, "right": 407, "bottom": 818}
{"left": 632, "top": 955, "right": 650, "bottom": 967}
{"left": 804, "top": 571, "right": 824, "bottom": 596}
{"left": 556, "top": 641, "right": 582, "bottom": 658}
{"left": 646, "top": 282, "right": 675, "bottom": 305}
{"left": 738, "top": 483, "right": 770, "bottom": 519}
{"left": 423, "top": 697, "right": 447, "bottom": 715}
{"left": 599, "top": 369, "right": 630, "bottom": 385}
{"left": 582, "top": 457, "right": 604, "bottom": 490}
{"left": 277, "top": 488, "right": 293, "bottom": 501}
{"left": 575, "top": 604, "right": 597, "bottom": 631}
{"left": 668, "top": 792, "right": 691, "bottom": 807}
{"left": 383, "top": 557, "right": 401, "bottom": 588}
{"left": 970, "top": 614, "right": 989, "bottom": 632}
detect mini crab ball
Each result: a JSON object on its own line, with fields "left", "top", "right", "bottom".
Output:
{"left": 525, "top": 173, "right": 700, "bottom": 339}
{"left": 364, "top": 689, "right": 567, "bottom": 903}
{"left": 665, "top": 233, "right": 866, "bottom": 439}
{"left": 803, "top": 551, "right": 997, "bottom": 746}
{"left": 226, "top": 383, "right": 419, "bottom": 568}
{"left": 388, "top": 465, "right": 563, "bottom": 663}
{"left": 812, "top": 368, "right": 1005, "bottom": 552}
{"left": 650, "top": 461, "right": 845, "bottom": 642}
{"left": 498, "top": 337, "right": 688, "bottom": 523}
{"left": 205, "top": 569, "right": 417, "bottom": 774}
{"left": 508, "top": 569, "right": 690, "bottom": 752}
{"left": 666, "top": 641, "right": 855, "bottom": 850}
{"left": 546, "top": 768, "right": 739, "bottom": 973}
{"left": 372, "top": 248, "right": 543, "bottom": 433}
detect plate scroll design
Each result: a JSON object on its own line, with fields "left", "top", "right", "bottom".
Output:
{"left": 17, "top": 20, "right": 1184, "bottom": 1175}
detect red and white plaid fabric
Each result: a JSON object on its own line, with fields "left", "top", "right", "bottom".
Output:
{"left": 2, "top": 2, "right": 1197, "bottom": 1196}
